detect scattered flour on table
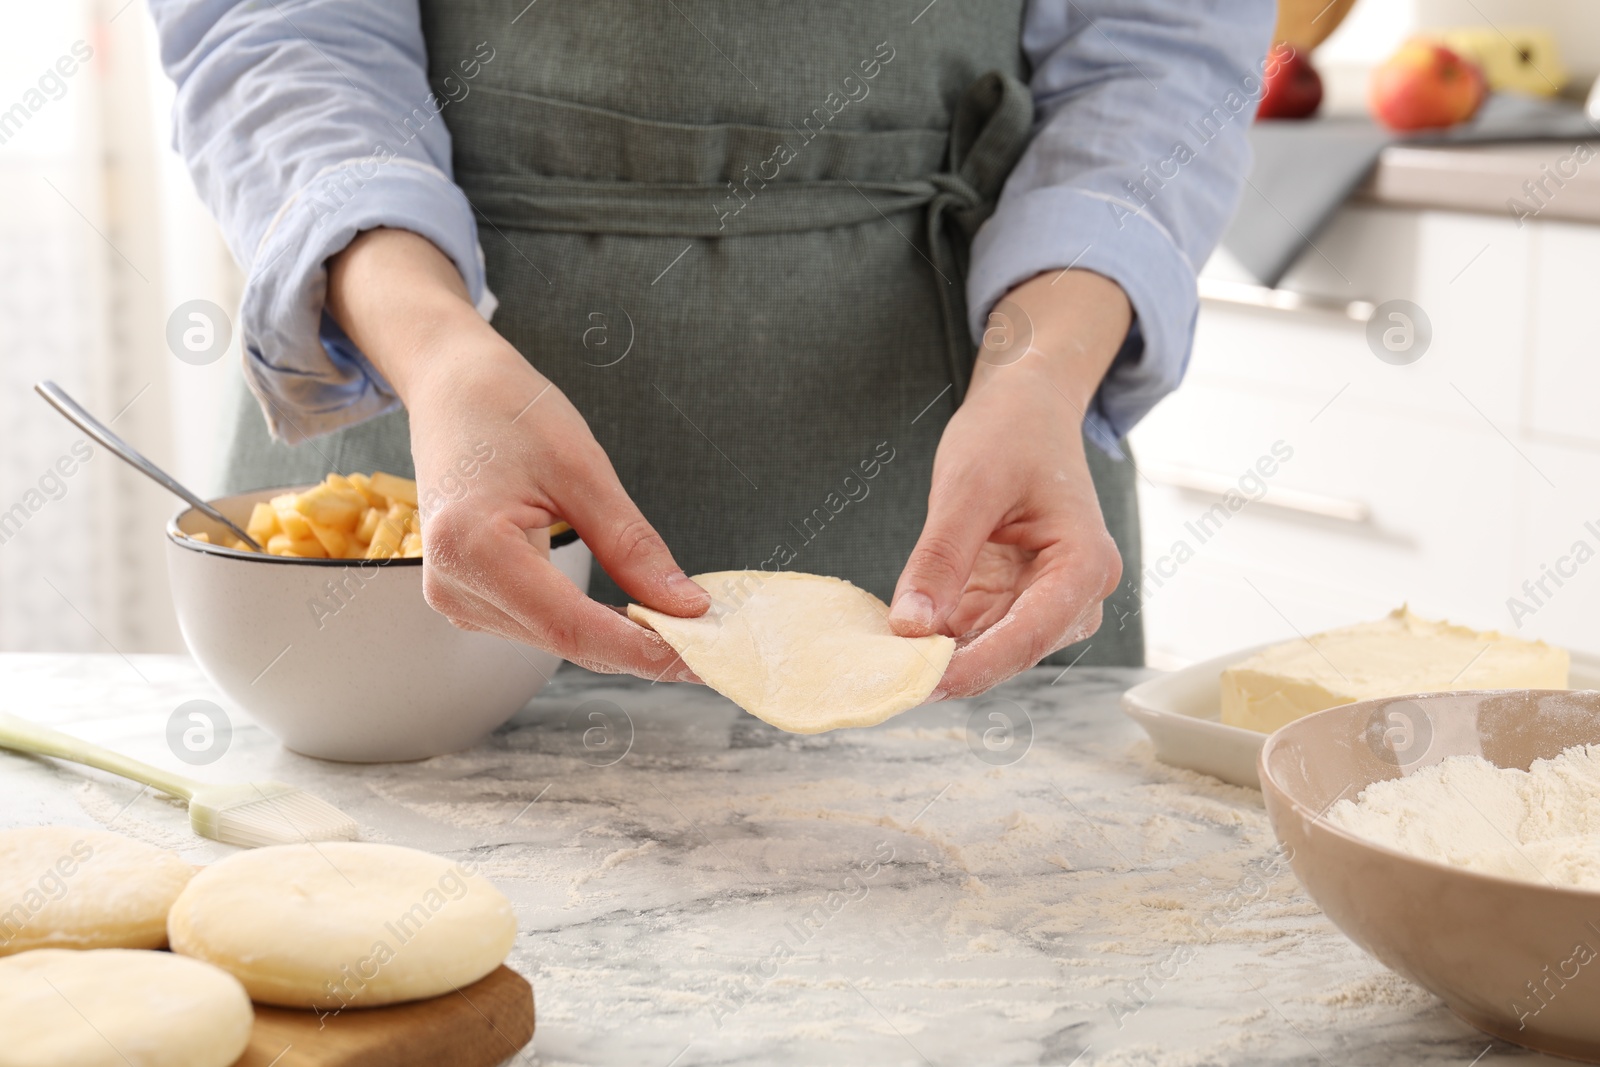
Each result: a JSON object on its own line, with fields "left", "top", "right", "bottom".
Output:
{"left": 1313, "top": 971, "right": 1437, "bottom": 1011}
{"left": 569, "top": 841, "right": 659, "bottom": 898}
{"left": 1327, "top": 744, "right": 1600, "bottom": 889}
{"left": 354, "top": 735, "right": 1438, "bottom": 1058}
{"left": 73, "top": 779, "right": 194, "bottom": 852}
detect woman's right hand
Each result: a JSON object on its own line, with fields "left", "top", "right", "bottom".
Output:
{"left": 327, "top": 228, "right": 709, "bottom": 678}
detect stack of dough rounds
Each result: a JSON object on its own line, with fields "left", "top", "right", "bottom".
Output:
{"left": 168, "top": 841, "right": 517, "bottom": 1008}
{"left": 629, "top": 570, "right": 956, "bottom": 733}
{"left": 0, "top": 948, "right": 252, "bottom": 1067}
{"left": 0, "top": 826, "right": 194, "bottom": 955}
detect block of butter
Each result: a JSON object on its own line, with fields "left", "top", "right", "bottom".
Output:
{"left": 1220, "top": 607, "right": 1569, "bottom": 734}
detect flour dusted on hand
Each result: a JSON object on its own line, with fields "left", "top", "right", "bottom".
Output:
{"left": 628, "top": 571, "right": 955, "bottom": 733}
{"left": 1327, "top": 744, "right": 1600, "bottom": 889}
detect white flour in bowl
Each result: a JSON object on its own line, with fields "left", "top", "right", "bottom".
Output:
{"left": 1327, "top": 744, "right": 1600, "bottom": 889}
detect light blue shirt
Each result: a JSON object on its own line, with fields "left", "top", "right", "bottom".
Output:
{"left": 151, "top": 0, "right": 1273, "bottom": 453}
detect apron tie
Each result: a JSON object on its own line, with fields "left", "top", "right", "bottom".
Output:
{"left": 454, "top": 72, "right": 1036, "bottom": 399}
{"left": 924, "top": 72, "right": 1036, "bottom": 401}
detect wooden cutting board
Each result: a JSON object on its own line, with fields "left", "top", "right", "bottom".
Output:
{"left": 232, "top": 966, "right": 534, "bottom": 1067}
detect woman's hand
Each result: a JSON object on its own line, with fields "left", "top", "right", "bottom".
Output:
{"left": 327, "top": 228, "right": 708, "bottom": 678}
{"left": 887, "top": 270, "right": 1132, "bottom": 698}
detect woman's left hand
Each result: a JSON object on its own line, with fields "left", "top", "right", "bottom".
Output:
{"left": 887, "top": 269, "right": 1133, "bottom": 698}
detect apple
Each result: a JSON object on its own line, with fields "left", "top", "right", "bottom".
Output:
{"left": 1370, "top": 40, "right": 1487, "bottom": 131}
{"left": 1258, "top": 44, "right": 1323, "bottom": 120}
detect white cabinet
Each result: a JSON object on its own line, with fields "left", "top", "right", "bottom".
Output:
{"left": 1132, "top": 205, "right": 1600, "bottom": 668}
{"left": 1528, "top": 221, "right": 1600, "bottom": 449}
{"left": 1510, "top": 443, "right": 1600, "bottom": 656}
{"left": 1195, "top": 208, "right": 1532, "bottom": 427}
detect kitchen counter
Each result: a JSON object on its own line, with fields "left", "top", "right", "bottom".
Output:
{"left": 1360, "top": 140, "right": 1600, "bottom": 223}
{"left": 0, "top": 653, "right": 1569, "bottom": 1066}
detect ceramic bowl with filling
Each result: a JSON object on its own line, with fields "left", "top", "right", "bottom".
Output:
{"left": 167, "top": 487, "right": 589, "bottom": 762}
{"left": 1260, "top": 689, "right": 1600, "bottom": 1058}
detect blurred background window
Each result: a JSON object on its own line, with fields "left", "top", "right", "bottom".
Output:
{"left": 0, "top": 0, "right": 239, "bottom": 655}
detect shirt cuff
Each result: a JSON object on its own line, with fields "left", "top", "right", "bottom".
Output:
{"left": 967, "top": 186, "right": 1199, "bottom": 458}
{"left": 240, "top": 158, "right": 496, "bottom": 444}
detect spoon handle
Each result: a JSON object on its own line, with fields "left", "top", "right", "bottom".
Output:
{"left": 33, "top": 380, "right": 264, "bottom": 552}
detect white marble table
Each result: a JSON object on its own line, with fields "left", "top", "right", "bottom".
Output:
{"left": 0, "top": 654, "right": 1564, "bottom": 1066}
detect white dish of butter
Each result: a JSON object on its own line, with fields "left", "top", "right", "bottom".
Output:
{"left": 1222, "top": 608, "right": 1569, "bottom": 734}
{"left": 1123, "top": 609, "right": 1596, "bottom": 789}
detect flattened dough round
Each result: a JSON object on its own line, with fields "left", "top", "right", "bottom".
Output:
{"left": 168, "top": 842, "right": 516, "bottom": 1008}
{"left": 629, "top": 571, "right": 955, "bottom": 733}
{"left": 0, "top": 948, "right": 252, "bottom": 1067}
{"left": 0, "top": 826, "right": 194, "bottom": 956}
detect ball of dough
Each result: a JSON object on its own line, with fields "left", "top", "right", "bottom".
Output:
{"left": 0, "top": 826, "right": 194, "bottom": 956}
{"left": 168, "top": 841, "right": 516, "bottom": 1008}
{"left": 0, "top": 948, "right": 252, "bottom": 1067}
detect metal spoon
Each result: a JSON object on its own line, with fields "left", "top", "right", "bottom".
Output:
{"left": 34, "top": 380, "right": 264, "bottom": 551}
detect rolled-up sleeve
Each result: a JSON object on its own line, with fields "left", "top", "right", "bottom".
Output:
{"left": 150, "top": 0, "right": 495, "bottom": 443}
{"left": 968, "top": 0, "right": 1276, "bottom": 454}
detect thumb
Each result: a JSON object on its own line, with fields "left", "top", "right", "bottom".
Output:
{"left": 559, "top": 470, "right": 710, "bottom": 618}
{"left": 888, "top": 496, "right": 992, "bottom": 637}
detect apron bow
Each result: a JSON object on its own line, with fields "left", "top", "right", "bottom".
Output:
{"left": 454, "top": 71, "right": 1036, "bottom": 399}
{"left": 926, "top": 71, "right": 1035, "bottom": 399}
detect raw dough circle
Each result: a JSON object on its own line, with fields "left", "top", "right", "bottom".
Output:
{"left": 168, "top": 841, "right": 517, "bottom": 1008}
{"left": 0, "top": 826, "right": 194, "bottom": 955}
{"left": 0, "top": 948, "right": 252, "bottom": 1067}
{"left": 629, "top": 571, "right": 956, "bottom": 733}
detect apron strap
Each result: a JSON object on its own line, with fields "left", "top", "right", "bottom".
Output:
{"left": 456, "top": 72, "right": 1036, "bottom": 397}
{"left": 923, "top": 71, "right": 1035, "bottom": 400}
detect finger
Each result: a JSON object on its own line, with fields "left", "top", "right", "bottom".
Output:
{"left": 888, "top": 491, "right": 997, "bottom": 638}
{"left": 428, "top": 514, "right": 691, "bottom": 679}
{"left": 935, "top": 560, "right": 1112, "bottom": 698}
{"left": 445, "top": 583, "right": 706, "bottom": 683}
{"left": 556, "top": 462, "right": 710, "bottom": 618}
{"left": 525, "top": 524, "right": 550, "bottom": 557}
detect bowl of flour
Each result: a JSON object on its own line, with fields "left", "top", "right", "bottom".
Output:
{"left": 1260, "top": 688, "right": 1600, "bottom": 1060}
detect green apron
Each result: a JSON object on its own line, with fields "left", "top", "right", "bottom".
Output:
{"left": 222, "top": 0, "right": 1145, "bottom": 667}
